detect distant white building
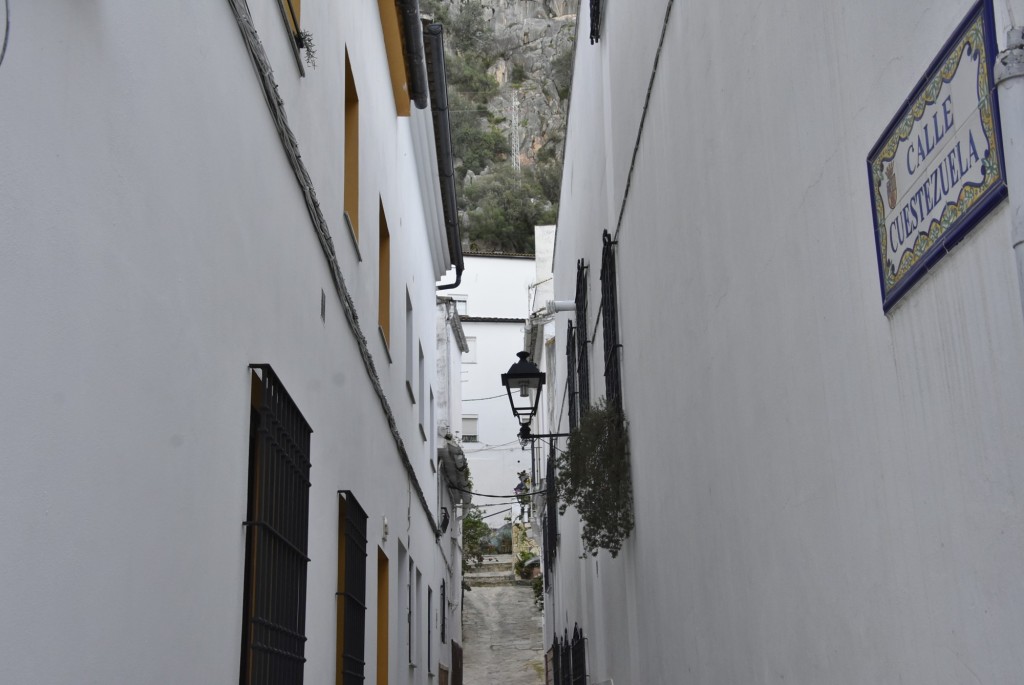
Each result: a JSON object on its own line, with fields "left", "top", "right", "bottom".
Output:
{"left": 447, "top": 253, "right": 537, "bottom": 521}
{"left": 0, "top": 1, "right": 469, "bottom": 683}
{"left": 543, "top": 0, "right": 1024, "bottom": 683}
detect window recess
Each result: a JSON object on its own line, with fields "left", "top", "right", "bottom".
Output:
{"left": 241, "top": 365, "right": 313, "bottom": 685}
{"left": 574, "top": 259, "right": 591, "bottom": 412}
{"left": 566, "top": 322, "right": 578, "bottom": 432}
{"left": 337, "top": 491, "right": 369, "bottom": 685}
{"left": 600, "top": 231, "right": 622, "bottom": 411}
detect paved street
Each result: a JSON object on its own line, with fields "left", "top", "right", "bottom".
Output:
{"left": 463, "top": 581, "right": 545, "bottom": 685}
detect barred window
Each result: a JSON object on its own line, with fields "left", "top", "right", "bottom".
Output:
{"left": 547, "top": 625, "right": 588, "bottom": 685}
{"left": 549, "top": 637, "right": 561, "bottom": 685}
{"left": 241, "top": 365, "right": 313, "bottom": 685}
{"left": 566, "top": 321, "right": 578, "bottom": 432}
{"left": 338, "top": 491, "right": 368, "bottom": 685}
{"left": 589, "top": 0, "right": 601, "bottom": 44}
{"left": 543, "top": 449, "right": 559, "bottom": 583}
{"left": 570, "top": 624, "right": 587, "bottom": 685}
{"left": 559, "top": 630, "right": 571, "bottom": 684}
{"left": 451, "top": 641, "right": 464, "bottom": 685}
{"left": 440, "top": 580, "right": 447, "bottom": 644}
{"left": 600, "top": 231, "right": 622, "bottom": 412}
{"left": 574, "top": 260, "right": 591, "bottom": 413}
{"left": 427, "top": 586, "right": 434, "bottom": 671}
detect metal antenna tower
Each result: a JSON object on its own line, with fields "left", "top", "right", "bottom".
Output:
{"left": 510, "top": 90, "right": 521, "bottom": 174}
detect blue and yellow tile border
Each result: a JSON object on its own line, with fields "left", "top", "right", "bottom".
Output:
{"left": 867, "top": 0, "right": 1007, "bottom": 313}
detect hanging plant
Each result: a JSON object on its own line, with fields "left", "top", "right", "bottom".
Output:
{"left": 555, "top": 397, "right": 634, "bottom": 557}
{"left": 299, "top": 29, "right": 317, "bottom": 69}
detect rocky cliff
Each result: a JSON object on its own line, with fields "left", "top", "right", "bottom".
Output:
{"left": 424, "top": 0, "right": 576, "bottom": 252}
{"left": 477, "top": 0, "right": 575, "bottom": 163}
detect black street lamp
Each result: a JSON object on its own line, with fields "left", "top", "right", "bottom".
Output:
{"left": 500, "top": 351, "right": 545, "bottom": 426}
{"left": 500, "top": 351, "right": 569, "bottom": 442}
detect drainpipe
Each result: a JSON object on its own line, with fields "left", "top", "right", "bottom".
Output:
{"left": 397, "top": 0, "right": 429, "bottom": 109}
{"left": 996, "top": 27, "right": 1024, "bottom": 322}
{"left": 426, "top": 22, "right": 464, "bottom": 290}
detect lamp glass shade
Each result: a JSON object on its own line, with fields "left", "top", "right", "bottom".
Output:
{"left": 501, "top": 351, "right": 545, "bottom": 422}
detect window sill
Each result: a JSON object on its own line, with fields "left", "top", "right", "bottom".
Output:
{"left": 378, "top": 327, "right": 393, "bottom": 363}
{"left": 419, "top": 423, "right": 427, "bottom": 442}
{"left": 407, "top": 380, "right": 416, "bottom": 404}
{"left": 344, "top": 211, "right": 362, "bottom": 262}
{"left": 274, "top": 1, "right": 307, "bottom": 77}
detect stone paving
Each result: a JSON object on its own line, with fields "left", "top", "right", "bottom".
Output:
{"left": 463, "top": 556, "right": 545, "bottom": 685}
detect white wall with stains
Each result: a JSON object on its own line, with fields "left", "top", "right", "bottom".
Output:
{"left": 0, "top": 1, "right": 461, "bottom": 683}
{"left": 548, "top": 0, "right": 1024, "bottom": 683}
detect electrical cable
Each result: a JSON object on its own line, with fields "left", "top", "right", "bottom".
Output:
{"left": 0, "top": 0, "right": 10, "bottom": 70}
{"left": 447, "top": 485, "right": 547, "bottom": 498}
{"left": 462, "top": 393, "right": 507, "bottom": 402}
{"left": 613, "top": 0, "right": 676, "bottom": 244}
{"left": 460, "top": 439, "right": 521, "bottom": 452}
{"left": 536, "top": 435, "right": 569, "bottom": 456}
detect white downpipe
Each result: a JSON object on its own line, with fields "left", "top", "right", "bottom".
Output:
{"left": 995, "top": 28, "right": 1024, "bottom": 323}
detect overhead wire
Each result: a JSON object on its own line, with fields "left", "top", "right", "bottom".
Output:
{"left": 612, "top": 0, "right": 676, "bottom": 244}
{"left": 448, "top": 485, "right": 547, "bottom": 498}
{"left": 460, "top": 438, "right": 521, "bottom": 452}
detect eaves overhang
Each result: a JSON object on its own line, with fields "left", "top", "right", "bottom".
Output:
{"left": 424, "top": 23, "right": 464, "bottom": 289}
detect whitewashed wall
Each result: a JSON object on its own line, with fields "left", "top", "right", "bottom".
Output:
{"left": 449, "top": 255, "right": 536, "bottom": 519}
{"left": 0, "top": 1, "right": 458, "bottom": 683}
{"left": 550, "top": 0, "right": 1024, "bottom": 683}
{"left": 454, "top": 254, "right": 537, "bottom": 319}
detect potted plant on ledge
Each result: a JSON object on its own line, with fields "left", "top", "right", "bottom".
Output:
{"left": 555, "top": 397, "right": 634, "bottom": 557}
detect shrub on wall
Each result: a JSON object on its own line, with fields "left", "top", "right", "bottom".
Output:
{"left": 555, "top": 397, "right": 634, "bottom": 557}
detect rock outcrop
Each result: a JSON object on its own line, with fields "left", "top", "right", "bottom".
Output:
{"left": 434, "top": 0, "right": 576, "bottom": 166}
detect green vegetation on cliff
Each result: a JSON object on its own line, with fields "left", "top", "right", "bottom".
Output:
{"left": 424, "top": 0, "right": 568, "bottom": 253}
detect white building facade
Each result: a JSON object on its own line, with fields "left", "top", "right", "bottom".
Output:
{"left": 448, "top": 253, "right": 538, "bottom": 520}
{"left": 544, "top": 0, "right": 1024, "bottom": 683}
{"left": 0, "top": 1, "right": 468, "bottom": 683}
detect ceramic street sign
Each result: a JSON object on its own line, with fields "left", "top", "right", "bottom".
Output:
{"left": 868, "top": 0, "right": 1007, "bottom": 312}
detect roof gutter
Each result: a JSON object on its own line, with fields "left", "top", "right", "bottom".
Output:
{"left": 397, "top": 0, "right": 429, "bottom": 109}
{"left": 424, "top": 22, "right": 464, "bottom": 290}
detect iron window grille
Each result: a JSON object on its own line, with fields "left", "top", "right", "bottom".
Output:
{"left": 590, "top": 0, "right": 601, "bottom": 44}
{"left": 338, "top": 491, "right": 368, "bottom": 684}
{"left": 550, "top": 637, "right": 562, "bottom": 685}
{"left": 559, "top": 629, "right": 571, "bottom": 685}
{"left": 427, "top": 587, "right": 433, "bottom": 670}
{"left": 566, "top": 321, "right": 578, "bottom": 432}
{"left": 544, "top": 450, "right": 559, "bottom": 585}
{"left": 600, "top": 231, "right": 622, "bottom": 413}
{"left": 451, "top": 641, "right": 464, "bottom": 685}
{"left": 574, "top": 259, "right": 591, "bottom": 413}
{"left": 241, "top": 365, "right": 313, "bottom": 685}
{"left": 552, "top": 625, "right": 588, "bottom": 685}
{"left": 440, "top": 580, "right": 447, "bottom": 644}
{"left": 408, "top": 560, "right": 414, "bottom": 664}
{"left": 570, "top": 624, "right": 588, "bottom": 685}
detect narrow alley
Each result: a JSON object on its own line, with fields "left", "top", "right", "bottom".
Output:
{"left": 463, "top": 555, "right": 545, "bottom": 685}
